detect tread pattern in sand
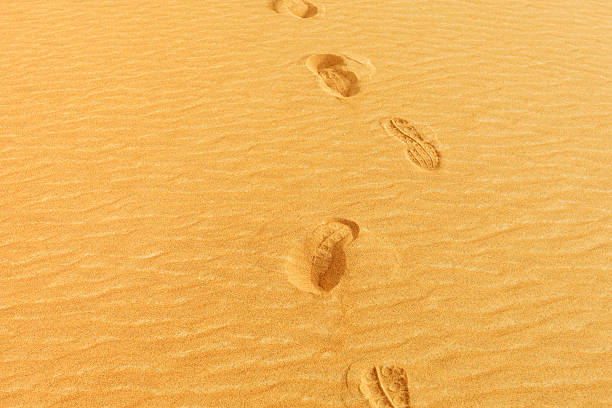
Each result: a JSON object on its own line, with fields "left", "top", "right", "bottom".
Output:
{"left": 317, "top": 67, "right": 359, "bottom": 98}
{"left": 360, "top": 365, "right": 411, "bottom": 408}
{"left": 380, "top": 117, "right": 440, "bottom": 170}
{"left": 306, "top": 53, "right": 374, "bottom": 98}
{"left": 309, "top": 218, "right": 359, "bottom": 291}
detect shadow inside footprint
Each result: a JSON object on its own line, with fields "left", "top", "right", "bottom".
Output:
{"left": 273, "top": 0, "right": 319, "bottom": 18}
{"left": 306, "top": 53, "right": 345, "bottom": 70}
{"left": 313, "top": 245, "right": 347, "bottom": 292}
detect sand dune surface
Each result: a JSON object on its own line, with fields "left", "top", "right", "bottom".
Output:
{"left": 1, "top": 0, "right": 611, "bottom": 407}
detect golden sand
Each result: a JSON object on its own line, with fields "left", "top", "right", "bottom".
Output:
{"left": 1, "top": 0, "right": 611, "bottom": 406}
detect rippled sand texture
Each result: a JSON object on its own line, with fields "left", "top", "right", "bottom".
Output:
{"left": 1, "top": 1, "right": 612, "bottom": 407}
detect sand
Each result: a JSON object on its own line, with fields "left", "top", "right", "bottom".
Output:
{"left": 1, "top": 0, "right": 611, "bottom": 407}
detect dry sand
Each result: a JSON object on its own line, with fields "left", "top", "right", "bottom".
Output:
{"left": 1, "top": 0, "right": 611, "bottom": 407}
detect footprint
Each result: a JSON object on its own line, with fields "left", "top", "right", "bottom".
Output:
{"left": 285, "top": 218, "right": 359, "bottom": 294}
{"left": 305, "top": 53, "right": 375, "bottom": 98}
{"left": 272, "top": 0, "right": 322, "bottom": 18}
{"left": 317, "top": 67, "right": 360, "bottom": 98}
{"left": 380, "top": 117, "right": 440, "bottom": 170}
{"left": 360, "top": 365, "right": 411, "bottom": 408}
{"left": 258, "top": 213, "right": 401, "bottom": 297}
{"left": 343, "top": 359, "right": 411, "bottom": 408}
